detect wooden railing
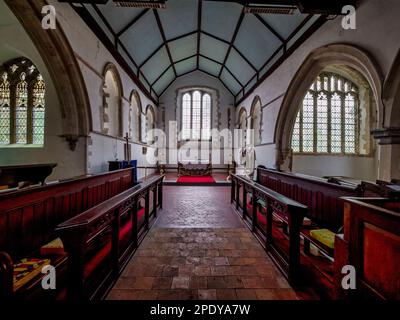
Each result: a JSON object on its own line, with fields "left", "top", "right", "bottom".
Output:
{"left": 231, "top": 174, "right": 307, "bottom": 283}
{"left": 55, "top": 174, "right": 164, "bottom": 300}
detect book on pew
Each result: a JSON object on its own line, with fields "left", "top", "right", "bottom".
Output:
{"left": 13, "top": 258, "right": 51, "bottom": 291}
{"left": 310, "top": 229, "right": 336, "bottom": 249}
{"left": 40, "top": 237, "right": 65, "bottom": 255}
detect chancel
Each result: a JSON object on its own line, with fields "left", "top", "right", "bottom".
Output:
{"left": 0, "top": 0, "right": 399, "bottom": 304}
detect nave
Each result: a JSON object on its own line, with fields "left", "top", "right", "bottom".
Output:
{"left": 107, "top": 186, "right": 317, "bottom": 300}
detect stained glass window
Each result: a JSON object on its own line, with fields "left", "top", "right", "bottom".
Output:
{"left": 0, "top": 58, "right": 46, "bottom": 146}
{"left": 16, "top": 73, "right": 28, "bottom": 144}
{"left": 192, "top": 91, "right": 201, "bottom": 140}
{"left": 181, "top": 90, "right": 212, "bottom": 140}
{"left": 0, "top": 73, "right": 10, "bottom": 144}
{"left": 202, "top": 94, "right": 211, "bottom": 140}
{"left": 291, "top": 73, "right": 359, "bottom": 154}
{"left": 182, "top": 93, "right": 191, "bottom": 139}
{"left": 32, "top": 76, "right": 46, "bottom": 145}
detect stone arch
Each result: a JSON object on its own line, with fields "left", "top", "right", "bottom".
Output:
{"left": 129, "top": 90, "right": 142, "bottom": 142}
{"left": 383, "top": 48, "right": 400, "bottom": 127}
{"left": 102, "top": 62, "right": 123, "bottom": 137}
{"left": 250, "top": 96, "right": 262, "bottom": 146}
{"left": 5, "top": 0, "right": 91, "bottom": 150}
{"left": 275, "top": 43, "right": 383, "bottom": 168}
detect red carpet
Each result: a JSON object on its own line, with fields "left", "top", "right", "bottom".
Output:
{"left": 177, "top": 175, "right": 216, "bottom": 183}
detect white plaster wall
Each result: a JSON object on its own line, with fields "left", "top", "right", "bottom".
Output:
{"left": 235, "top": 0, "right": 400, "bottom": 180}
{"left": 48, "top": 1, "right": 158, "bottom": 175}
{"left": 0, "top": 1, "right": 86, "bottom": 180}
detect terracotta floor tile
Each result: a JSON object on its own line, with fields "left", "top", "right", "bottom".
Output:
{"left": 189, "top": 276, "right": 208, "bottom": 289}
{"left": 198, "top": 289, "right": 217, "bottom": 300}
{"left": 235, "top": 289, "right": 258, "bottom": 300}
{"left": 171, "top": 276, "right": 190, "bottom": 289}
{"left": 152, "top": 277, "right": 172, "bottom": 290}
{"left": 216, "top": 289, "right": 237, "bottom": 300}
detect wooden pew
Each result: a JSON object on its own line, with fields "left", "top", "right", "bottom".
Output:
{"left": 336, "top": 197, "right": 400, "bottom": 300}
{"left": 231, "top": 174, "right": 307, "bottom": 284}
{"left": 254, "top": 167, "right": 369, "bottom": 297}
{"left": 55, "top": 175, "right": 164, "bottom": 300}
{"left": 0, "top": 168, "right": 136, "bottom": 299}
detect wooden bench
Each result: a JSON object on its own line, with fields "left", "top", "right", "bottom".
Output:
{"left": 336, "top": 197, "right": 400, "bottom": 300}
{"left": 0, "top": 167, "right": 136, "bottom": 300}
{"left": 253, "top": 166, "right": 372, "bottom": 297}
{"left": 231, "top": 174, "right": 307, "bottom": 284}
{"left": 55, "top": 175, "right": 164, "bottom": 300}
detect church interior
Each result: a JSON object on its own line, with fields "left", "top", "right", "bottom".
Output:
{"left": 0, "top": 0, "right": 400, "bottom": 303}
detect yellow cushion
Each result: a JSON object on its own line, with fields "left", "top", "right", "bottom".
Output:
{"left": 310, "top": 229, "right": 335, "bottom": 249}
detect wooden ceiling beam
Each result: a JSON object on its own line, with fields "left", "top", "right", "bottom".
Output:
{"left": 117, "top": 9, "right": 149, "bottom": 37}
{"left": 218, "top": 9, "right": 245, "bottom": 78}
{"left": 153, "top": 9, "right": 178, "bottom": 77}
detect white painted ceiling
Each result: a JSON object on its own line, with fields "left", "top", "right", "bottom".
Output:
{"left": 78, "top": 0, "right": 322, "bottom": 101}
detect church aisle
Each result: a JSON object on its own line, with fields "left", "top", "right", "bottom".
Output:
{"left": 107, "top": 186, "right": 318, "bottom": 300}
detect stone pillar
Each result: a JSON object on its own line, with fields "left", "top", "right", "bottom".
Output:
{"left": 372, "top": 127, "right": 400, "bottom": 181}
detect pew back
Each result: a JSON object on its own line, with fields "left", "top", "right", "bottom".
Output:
{"left": 256, "top": 167, "right": 363, "bottom": 231}
{"left": 56, "top": 175, "right": 164, "bottom": 300}
{"left": 0, "top": 168, "right": 135, "bottom": 261}
{"left": 342, "top": 198, "right": 400, "bottom": 300}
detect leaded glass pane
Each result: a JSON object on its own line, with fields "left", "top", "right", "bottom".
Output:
{"left": 182, "top": 93, "right": 191, "bottom": 139}
{"left": 331, "top": 93, "right": 342, "bottom": 153}
{"left": 291, "top": 113, "right": 300, "bottom": 152}
{"left": 202, "top": 94, "right": 211, "bottom": 140}
{"left": 192, "top": 91, "right": 201, "bottom": 139}
{"left": 316, "top": 93, "right": 328, "bottom": 153}
{"left": 291, "top": 73, "right": 360, "bottom": 156}
{"left": 344, "top": 93, "right": 356, "bottom": 153}
{"left": 0, "top": 73, "right": 10, "bottom": 144}
{"left": 16, "top": 75, "right": 28, "bottom": 144}
{"left": 302, "top": 92, "right": 314, "bottom": 152}
{"left": 33, "top": 79, "right": 45, "bottom": 145}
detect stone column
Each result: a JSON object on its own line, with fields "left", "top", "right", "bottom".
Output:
{"left": 372, "top": 127, "right": 400, "bottom": 181}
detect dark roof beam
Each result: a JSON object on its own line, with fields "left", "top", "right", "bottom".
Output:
{"left": 218, "top": 10, "right": 245, "bottom": 78}
{"left": 117, "top": 9, "right": 149, "bottom": 38}
{"left": 196, "top": 0, "right": 203, "bottom": 68}
{"left": 153, "top": 9, "right": 178, "bottom": 77}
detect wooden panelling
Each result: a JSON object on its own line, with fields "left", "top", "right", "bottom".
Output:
{"left": 0, "top": 168, "right": 135, "bottom": 261}
{"left": 257, "top": 167, "right": 363, "bottom": 231}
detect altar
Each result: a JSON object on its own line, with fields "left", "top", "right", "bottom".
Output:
{"left": 177, "top": 161, "right": 212, "bottom": 176}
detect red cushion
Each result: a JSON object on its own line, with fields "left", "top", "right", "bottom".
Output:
{"left": 247, "top": 203, "right": 267, "bottom": 227}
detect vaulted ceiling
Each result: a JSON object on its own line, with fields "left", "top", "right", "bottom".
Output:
{"left": 71, "top": 0, "right": 326, "bottom": 104}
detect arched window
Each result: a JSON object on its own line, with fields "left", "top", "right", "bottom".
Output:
{"left": 129, "top": 91, "right": 142, "bottom": 142}
{"left": 0, "top": 72, "right": 11, "bottom": 144}
{"left": 238, "top": 108, "right": 247, "bottom": 148}
{"left": 0, "top": 58, "right": 46, "bottom": 146}
{"left": 250, "top": 97, "right": 262, "bottom": 146}
{"left": 181, "top": 90, "right": 212, "bottom": 140}
{"left": 145, "top": 105, "right": 155, "bottom": 144}
{"left": 102, "top": 63, "right": 123, "bottom": 137}
{"left": 291, "top": 73, "right": 359, "bottom": 154}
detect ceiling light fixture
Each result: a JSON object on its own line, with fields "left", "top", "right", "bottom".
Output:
{"left": 112, "top": 0, "right": 166, "bottom": 8}
{"left": 243, "top": 5, "right": 296, "bottom": 14}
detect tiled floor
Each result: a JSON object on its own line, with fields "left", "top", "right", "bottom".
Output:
{"left": 107, "top": 186, "right": 318, "bottom": 300}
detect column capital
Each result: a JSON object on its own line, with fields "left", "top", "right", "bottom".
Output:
{"left": 371, "top": 127, "right": 400, "bottom": 145}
